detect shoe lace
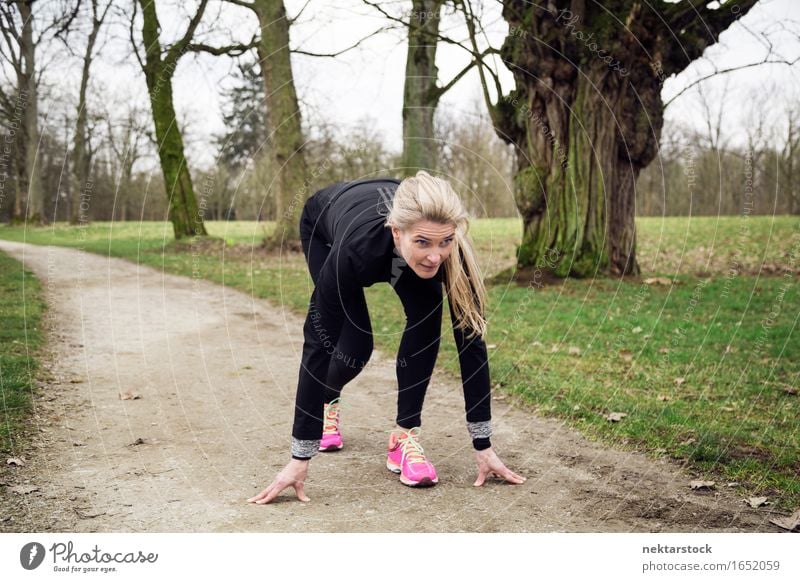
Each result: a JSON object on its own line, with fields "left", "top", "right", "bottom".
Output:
{"left": 323, "top": 398, "right": 340, "bottom": 435}
{"left": 397, "top": 427, "right": 427, "bottom": 465}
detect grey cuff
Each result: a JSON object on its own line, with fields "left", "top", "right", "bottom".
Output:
{"left": 291, "top": 437, "right": 320, "bottom": 459}
{"left": 467, "top": 420, "right": 492, "bottom": 440}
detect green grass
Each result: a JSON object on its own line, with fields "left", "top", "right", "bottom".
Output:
{"left": 0, "top": 251, "right": 46, "bottom": 453}
{"left": 1, "top": 216, "right": 798, "bottom": 509}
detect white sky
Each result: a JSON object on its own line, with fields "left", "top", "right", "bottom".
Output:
{"left": 39, "top": 0, "right": 800, "bottom": 169}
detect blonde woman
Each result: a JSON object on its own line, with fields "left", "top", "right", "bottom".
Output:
{"left": 248, "top": 171, "right": 525, "bottom": 503}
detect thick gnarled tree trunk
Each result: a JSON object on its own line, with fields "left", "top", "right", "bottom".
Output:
{"left": 493, "top": 0, "right": 758, "bottom": 277}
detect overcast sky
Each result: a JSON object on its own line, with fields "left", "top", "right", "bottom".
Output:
{"left": 51, "top": 0, "right": 800, "bottom": 169}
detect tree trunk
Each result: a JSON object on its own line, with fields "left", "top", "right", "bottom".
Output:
{"left": 138, "top": 0, "right": 207, "bottom": 239}
{"left": 401, "top": 0, "right": 445, "bottom": 176}
{"left": 71, "top": 0, "right": 105, "bottom": 225}
{"left": 18, "top": 0, "right": 44, "bottom": 224}
{"left": 495, "top": 0, "right": 758, "bottom": 277}
{"left": 252, "top": 0, "right": 307, "bottom": 247}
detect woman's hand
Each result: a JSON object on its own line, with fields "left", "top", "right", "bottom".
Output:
{"left": 473, "top": 447, "right": 526, "bottom": 486}
{"left": 247, "top": 459, "right": 311, "bottom": 504}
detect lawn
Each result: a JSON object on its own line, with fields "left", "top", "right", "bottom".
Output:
{"left": 0, "top": 251, "right": 46, "bottom": 453}
{"left": 1, "top": 215, "right": 798, "bottom": 509}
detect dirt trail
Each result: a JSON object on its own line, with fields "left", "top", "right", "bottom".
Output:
{"left": 0, "top": 240, "right": 773, "bottom": 532}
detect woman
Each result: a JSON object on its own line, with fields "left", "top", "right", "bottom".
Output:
{"left": 248, "top": 171, "right": 525, "bottom": 504}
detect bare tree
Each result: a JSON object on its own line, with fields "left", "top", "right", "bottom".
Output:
{"left": 131, "top": 0, "right": 254, "bottom": 239}
{"left": 0, "top": 1, "right": 77, "bottom": 223}
{"left": 61, "top": 0, "right": 112, "bottom": 224}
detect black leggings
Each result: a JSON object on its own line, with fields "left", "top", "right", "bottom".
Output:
{"left": 299, "top": 201, "right": 443, "bottom": 429}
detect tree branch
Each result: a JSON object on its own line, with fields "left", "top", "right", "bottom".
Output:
{"left": 165, "top": 0, "right": 210, "bottom": 66}
{"left": 289, "top": 24, "right": 393, "bottom": 57}
{"left": 223, "top": 0, "right": 254, "bottom": 10}
{"left": 128, "top": 0, "right": 144, "bottom": 71}
{"left": 186, "top": 35, "right": 259, "bottom": 57}
{"left": 287, "top": 0, "right": 312, "bottom": 25}
{"left": 664, "top": 55, "right": 800, "bottom": 107}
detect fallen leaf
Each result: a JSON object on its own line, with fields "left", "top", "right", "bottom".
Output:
{"left": 6, "top": 458, "right": 24, "bottom": 467}
{"left": 674, "top": 377, "right": 686, "bottom": 386}
{"left": 9, "top": 485, "right": 39, "bottom": 495}
{"left": 690, "top": 480, "right": 716, "bottom": 490}
{"left": 632, "top": 326, "right": 643, "bottom": 334}
{"left": 119, "top": 391, "right": 142, "bottom": 401}
{"left": 568, "top": 346, "right": 581, "bottom": 356}
{"left": 746, "top": 497, "right": 769, "bottom": 508}
{"left": 605, "top": 412, "right": 627, "bottom": 422}
{"left": 769, "top": 509, "right": 800, "bottom": 532}
{"left": 619, "top": 349, "right": 633, "bottom": 362}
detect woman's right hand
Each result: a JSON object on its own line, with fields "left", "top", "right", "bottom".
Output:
{"left": 247, "top": 458, "right": 310, "bottom": 504}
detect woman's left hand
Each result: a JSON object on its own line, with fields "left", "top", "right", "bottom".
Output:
{"left": 473, "top": 447, "right": 526, "bottom": 486}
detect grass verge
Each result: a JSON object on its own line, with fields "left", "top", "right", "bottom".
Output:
{"left": 0, "top": 250, "right": 45, "bottom": 454}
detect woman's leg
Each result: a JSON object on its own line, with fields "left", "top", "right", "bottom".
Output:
{"left": 300, "top": 196, "right": 373, "bottom": 403}
{"left": 324, "top": 288, "right": 374, "bottom": 402}
{"left": 393, "top": 273, "right": 444, "bottom": 428}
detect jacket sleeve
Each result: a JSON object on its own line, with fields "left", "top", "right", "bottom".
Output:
{"left": 291, "top": 246, "right": 360, "bottom": 459}
{"left": 447, "top": 295, "right": 493, "bottom": 451}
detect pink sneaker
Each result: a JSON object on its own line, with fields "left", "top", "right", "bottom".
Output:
{"left": 319, "top": 398, "right": 343, "bottom": 451}
{"left": 386, "top": 427, "right": 438, "bottom": 487}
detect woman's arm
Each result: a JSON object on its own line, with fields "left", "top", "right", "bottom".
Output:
{"left": 448, "top": 295, "right": 526, "bottom": 487}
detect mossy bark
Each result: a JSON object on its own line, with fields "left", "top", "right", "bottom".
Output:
{"left": 252, "top": 0, "right": 307, "bottom": 246}
{"left": 138, "top": 0, "right": 207, "bottom": 240}
{"left": 497, "top": 0, "right": 758, "bottom": 277}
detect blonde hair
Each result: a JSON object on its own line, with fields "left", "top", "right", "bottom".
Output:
{"left": 384, "top": 171, "right": 487, "bottom": 339}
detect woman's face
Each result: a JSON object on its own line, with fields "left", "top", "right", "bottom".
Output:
{"left": 391, "top": 220, "right": 456, "bottom": 279}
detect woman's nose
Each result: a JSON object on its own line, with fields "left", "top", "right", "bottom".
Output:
{"left": 427, "top": 253, "right": 441, "bottom": 265}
